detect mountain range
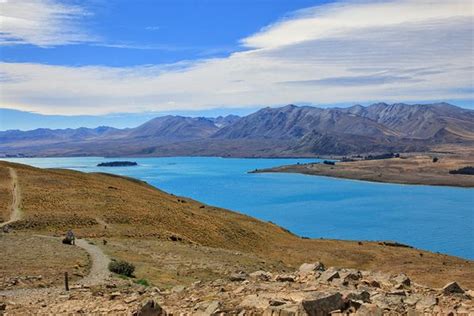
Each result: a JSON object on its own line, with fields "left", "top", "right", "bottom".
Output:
{"left": 1, "top": 103, "right": 473, "bottom": 157}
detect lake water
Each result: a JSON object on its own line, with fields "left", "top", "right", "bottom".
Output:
{"left": 3, "top": 157, "right": 473, "bottom": 259}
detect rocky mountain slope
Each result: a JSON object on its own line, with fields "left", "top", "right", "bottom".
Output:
{"left": 1, "top": 103, "right": 473, "bottom": 157}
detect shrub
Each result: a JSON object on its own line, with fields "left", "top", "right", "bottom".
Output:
{"left": 449, "top": 166, "right": 474, "bottom": 175}
{"left": 108, "top": 260, "right": 135, "bottom": 277}
{"left": 433, "top": 157, "right": 439, "bottom": 163}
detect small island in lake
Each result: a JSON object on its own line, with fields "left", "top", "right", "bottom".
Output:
{"left": 97, "top": 161, "right": 138, "bottom": 167}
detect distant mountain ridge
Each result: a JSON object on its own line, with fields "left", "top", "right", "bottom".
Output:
{"left": 1, "top": 103, "right": 473, "bottom": 157}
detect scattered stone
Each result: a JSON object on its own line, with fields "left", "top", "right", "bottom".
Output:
{"left": 354, "top": 303, "right": 383, "bottom": 316}
{"left": 416, "top": 295, "right": 438, "bottom": 310}
{"left": 299, "top": 262, "right": 325, "bottom": 274}
{"left": 194, "top": 300, "right": 221, "bottom": 315}
{"left": 229, "top": 272, "right": 248, "bottom": 282}
{"left": 442, "top": 282, "right": 465, "bottom": 295}
{"left": 264, "top": 303, "right": 301, "bottom": 316}
{"left": 133, "top": 299, "right": 167, "bottom": 316}
{"left": 239, "top": 294, "right": 270, "bottom": 309}
{"left": 319, "top": 269, "right": 340, "bottom": 283}
{"left": 171, "top": 285, "right": 185, "bottom": 293}
{"left": 301, "top": 292, "right": 345, "bottom": 315}
{"left": 275, "top": 274, "right": 295, "bottom": 282}
{"left": 249, "top": 270, "right": 272, "bottom": 281}
{"left": 345, "top": 290, "right": 371, "bottom": 303}
{"left": 109, "top": 292, "right": 121, "bottom": 300}
{"left": 391, "top": 273, "right": 411, "bottom": 287}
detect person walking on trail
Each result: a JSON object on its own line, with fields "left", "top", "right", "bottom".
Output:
{"left": 63, "top": 230, "right": 75, "bottom": 245}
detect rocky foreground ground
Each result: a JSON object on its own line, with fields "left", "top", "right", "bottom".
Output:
{"left": 1, "top": 262, "right": 472, "bottom": 315}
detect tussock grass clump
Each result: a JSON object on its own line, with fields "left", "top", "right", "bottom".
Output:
{"left": 108, "top": 259, "right": 135, "bottom": 277}
{"left": 134, "top": 279, "right": 150, "bottom": 286}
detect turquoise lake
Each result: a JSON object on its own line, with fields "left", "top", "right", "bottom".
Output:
{"left": 3, "top": 157, "right": 473, "bottom": 259}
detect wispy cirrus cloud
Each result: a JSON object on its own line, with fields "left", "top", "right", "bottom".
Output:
{"left": 0, "top": 0, "right": 473, "bottom": 115}
{"left": 0, "top": 0, "right": 96, "bottom": 47}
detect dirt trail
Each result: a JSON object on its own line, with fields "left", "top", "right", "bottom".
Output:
{"left": 75, "top": 238, "right": 111, "bottom": 286}
{"left": 0, "top": 167, "right": 21, "bottom": 228}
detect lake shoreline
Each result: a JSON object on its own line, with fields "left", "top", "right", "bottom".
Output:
{"left": 251, "top": 155, "right": 474, "bottom": 188}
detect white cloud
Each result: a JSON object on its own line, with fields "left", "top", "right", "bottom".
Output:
{"left": 0, "top": 0, "right": 94, "bottom": 46}
{"left": 0, "top": 0, "right": 472, "bottom": 115}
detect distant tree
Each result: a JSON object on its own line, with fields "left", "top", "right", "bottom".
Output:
{"left": 433, "top": 157, "right": 439, "bottom": 163}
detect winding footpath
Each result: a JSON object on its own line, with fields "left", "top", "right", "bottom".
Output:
{"left": 0, "top": 167, "right": 22, "bottom": 228}
{"left": 0, "top": 167, "right": 111, "bottom": 297}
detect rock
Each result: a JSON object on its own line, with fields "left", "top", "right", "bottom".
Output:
{"left": 194, "top": 300, "right": 221, "bottom": 316}
{"left": 300, "top": 292, "right": 345, "bottom": 316}
{"left": 239, "top": 294, "right": 270, "bottom": 309}
{"left": 275, "top": 274, "right": 295, "bottom": 282}
{"left": 299, "top": 262, "right": 325, "bottom": 274}
{"left": 340, "top": 270, "right": 362, "bottom": 282}
{"left": 354, "top": 303, "right": 383, "bottom": 316}
{"left": 263, "top": 303, "right": 301, "bottom": 316}
{"left": 371, "top": 293, "right": 403, "bottom": 309}
{"left": 125, "top": 295, "right": 139, "bottom": 304}
{"left": 133, "top": 299, "right": 167, "bottom": 316}
{"left": 319, "top": 270, "right": 340, "bottom": 283}
{"left": 415, "top": 295, "right": 438, "bottom": 310}
{"left": 109, "top": 292, "right": 121, "bottom": 300}
{"left": 250, "top": 270, "right": 273, "bottom": 281}
{"left": 229, "top": 272, "right": 248, "bottom": 282}
{"left": 442, "top": 282, "right": 464, "bottom": 294}
{"left": 345, "top": 290, "right": 370, "bottom": 303}
{"left": 171, "top": 285, "right": 185, "bottom": 293}
{"left": 391, "top": 273, "right": 411, "bottom": 287}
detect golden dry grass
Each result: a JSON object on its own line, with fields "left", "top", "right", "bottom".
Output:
{"left": 0, "top": 234, "right": 89, "bottom": 290}
{"left": 0, "top": 167, "right": 12, "bottom": 222}
{"left": 0, "top": 161, "right": 472, "bottom": 289}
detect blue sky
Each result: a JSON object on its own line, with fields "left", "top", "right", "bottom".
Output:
{"left": 0, "top": 0, "right": 473, "bottom": 130}
{"left": 2, "top": 0, "right": 329, "bottom": 66}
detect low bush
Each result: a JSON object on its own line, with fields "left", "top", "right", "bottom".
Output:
{"left": 134, "top": 279, "right": 150, "bottom": 286}
{"left": 108, "top": 260, "right": 135, "bottom": 277}
{"left": 449, "top": 166, "right": 474, "bottom": 175}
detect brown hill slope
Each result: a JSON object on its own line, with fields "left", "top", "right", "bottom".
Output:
{"left": 0, "top": 161, "right": 472, "bottom": 289}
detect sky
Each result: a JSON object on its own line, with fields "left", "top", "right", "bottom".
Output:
{"left": 0, "top": 0, "right": 473, "bottom": 130}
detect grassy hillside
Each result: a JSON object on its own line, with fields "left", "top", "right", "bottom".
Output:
{"left": 0, "top": 161, "right": 472, "bottom": 289}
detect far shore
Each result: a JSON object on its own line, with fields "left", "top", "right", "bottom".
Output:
{"left": 251, "top": 154, "right": 474, "bottom": 188}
